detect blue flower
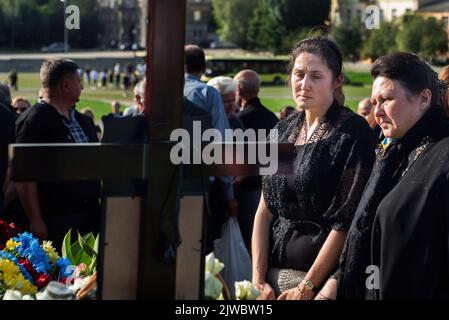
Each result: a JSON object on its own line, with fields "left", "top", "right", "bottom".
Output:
{"left": 13, "top": 232, "right": 51, "bottom": 274}
{"left": 0, "top": 250, "right": 34, "bottom": 282}
{"left": 56, "top": 258, "right": 75, "bottom": 278}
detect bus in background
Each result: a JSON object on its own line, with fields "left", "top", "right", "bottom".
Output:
{"left": 202, "top": 56, "right": 289, "bottom": 85}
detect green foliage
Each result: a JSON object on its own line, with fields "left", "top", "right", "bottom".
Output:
{"left": 247, "top": 0, "right": 281, "bottom": 52}
{"left": 62, "top": 229, "right": 99, "bottom": 275}
{"left": 396, "top": 14, "right": 448, "bottom": 60}
{"left": 332, "top": 20, "right": 363, "bottom": 62}
{"left": 211, "top": 0, "right": 259, "bottom": 48}
{"left": 269, "top": 0, "right": 331, "bottom": 31}
{"left": 361, "top": 22, "right": 398, "bottom": 61}
{"left": 0, "top": 0, "right": 101, "bottom": 49}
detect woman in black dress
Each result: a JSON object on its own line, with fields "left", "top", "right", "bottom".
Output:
{"left": 251, "top": 38, "right": 376, "bottom": 300}
{"left": 335, "top": 52, "right": 449, "bottom": 299}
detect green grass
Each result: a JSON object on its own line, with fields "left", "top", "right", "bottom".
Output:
{"left": 259, "top": 83, "right": 372, "bottom": 113}
{"left": 1, "top": 71, "right": 373, "bottom": 117}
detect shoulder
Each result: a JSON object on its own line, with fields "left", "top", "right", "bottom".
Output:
{"left": 16, "top": 102, "right": 54, "bottom": 126}
{"left": 336, "top": 107, "right": 375, "bottom": 139}
{"left": 269, "top": 110, "right": 302, "bottom": 142}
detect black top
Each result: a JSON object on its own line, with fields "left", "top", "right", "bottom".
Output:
{"left": 236, "top": 98, "right": 279, "bottom": 190}
{"left": 337, "top": 107, "right": 449, "bottom": 300}
{"left": 262, "top": 101, "right": 376, "bottom": 271}
{"left": 228, "top": 115, "right": 245, "bottom": 131}
{"left": 236, "top": 97, "right": 278, "bottom": 133}
{"left": 0, "top": 103, "right": 16, "bottom": 214}
{"left": 15, "top": 101, "right": 101, "bottom": 217}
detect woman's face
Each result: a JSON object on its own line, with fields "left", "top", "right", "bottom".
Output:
{"left": 371, "top": 77, "right": 430, "bottom": 139}
{"left": 291, "top": 52, "right": 336, "bottom": 112}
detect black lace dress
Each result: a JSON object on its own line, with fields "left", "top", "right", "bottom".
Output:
{"left": 262, "top": 100, "right": 376, "bottom": 272}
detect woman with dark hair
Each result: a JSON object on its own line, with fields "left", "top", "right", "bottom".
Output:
{"left": 251, "top": 37, "right": 376, "bottom": 300}
{"left": 335, "top": 52, "right": 449, "bottom": 300}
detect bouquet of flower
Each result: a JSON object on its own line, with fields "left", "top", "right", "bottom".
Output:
{"left": 0, "top": 230, "right": 74, "bottom": 298}
{"left": 204, "top": 252, "right": 260, "bottom": 300}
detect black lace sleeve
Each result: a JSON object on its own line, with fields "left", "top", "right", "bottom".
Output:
{"left": 322, "top": 117, "right": 376, "bottom": 231}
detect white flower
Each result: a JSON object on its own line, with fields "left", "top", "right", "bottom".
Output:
{"left": 2, "top": 290, "right": 23, "bottom": 300}
{"left": 235, "top": 280, "right": 260, "bottom": 300}
{"left": 204, "top": 271, "right": 223, "bottom": 299}
{"left": 205, "top": 252, "right": 224, "bottom": 275}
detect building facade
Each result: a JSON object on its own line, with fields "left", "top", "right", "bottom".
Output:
{"left": 331, "top": 0, "right": 446, "bottom": 24}
{"left": 97, "top": 0, "right": 142, "bottom": 49}
{"left": 185, "top": 0, "right": 216, "bottom": 47}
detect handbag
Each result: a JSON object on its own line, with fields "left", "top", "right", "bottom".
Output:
{"left": 265, "top": 267, "right": 307, "bottom": 297}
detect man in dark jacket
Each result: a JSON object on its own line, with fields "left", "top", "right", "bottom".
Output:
{"left": 234, "top": 69, "right": 279, "bottom": 250}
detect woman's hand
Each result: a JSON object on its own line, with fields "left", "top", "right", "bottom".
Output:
{"left": 314, "top": 277, "right": 337, "bottom": 300}
{"left": 254, "top": 282, "right": 276, "bottom": 300}
{"left": 277, "top": 285, "right": 315, "bottom": 300}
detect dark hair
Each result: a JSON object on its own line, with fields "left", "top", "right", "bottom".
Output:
{"left": 40, "top": 59, "right": 79, "bottom": 92}
{"left": 288, "top": 37, "right": 343, "bottom": 80}
{"left": 184, "top": 45, "right": 206, "bottom": 74}
{"left": 371, "top": 52, "right": 440, "bottom": 107}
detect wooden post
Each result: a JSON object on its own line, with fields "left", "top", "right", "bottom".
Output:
{"left": 138, "top": 0, "right": 186, "bottom": 299}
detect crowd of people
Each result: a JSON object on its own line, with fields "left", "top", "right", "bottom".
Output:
{"left": 1, "top": 36, "right": 449, "bottom": 300}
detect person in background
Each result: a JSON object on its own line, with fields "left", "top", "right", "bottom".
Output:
{"left": 279, "top": 106, "right": 296, "bottom": 121}
{"left": 8, "top": 69, "right": 18, "bottom": 91}
{"left": 207, "top": 76, "right": 244, "bottom": 130}
{"left": 15, "top": 58, "right": 102, "bottom": 248}
{"left": 184, "top": 44, "right": 238, "bottom": 252}
{"left": 12, "top": 96, "right": 31, "bottom": 115}
{"left": 233, "top": 69, "right": 279, "bottom": 250}
{"left": 81, "top": 107, "right": 102, "bottom": 140}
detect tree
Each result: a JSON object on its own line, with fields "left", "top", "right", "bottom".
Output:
{"left": 396, "top": 14, "right": 448, "bottom": 60}
{"left": 269, "top": 0, "right": 331, "bottom": 31}
{"left": 332, "top": 21, "right": 363, "bottom": 62}
{"left": 361, "top": 22, "right": 398, "bottom": 61}
{"left": 211, "top": 0, "right": 259, "bottom": 48}
{"left": 246, "top": 0, "right": 282, "bottom": 52}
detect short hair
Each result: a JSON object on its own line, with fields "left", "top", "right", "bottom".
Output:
{"left": 40, "top": 59, "right": 79, "bottom": 93}
{"left": 12, "top": 96, "right": 31, "bottom": 108}
{"left": 235, "top": 70, "right": 261, "bottom": 96}
{"left": 207, "top": 76, "right": 236, "bottom": 95}
{"left": 184, "top": 45, "right": 206, "bottom": 74}
{"left": 371, "top": 52, "right": 439, "bottom": 107}
{"left": 0, "top": 83, "right": 12, "bottom": 106}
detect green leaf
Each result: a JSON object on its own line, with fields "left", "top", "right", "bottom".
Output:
{"left": 88, "top": 255, "right": 97, "bottom": 275}
{"left": 93, "top": 234, "right": 99, "bottom": 256}
{"left": 83, "top": 232, "right": 96, "bottom": 249}
{"left": 61, "top": 229, "right": 74, "bottom": 263}
{"left": 71, "top": 241, "right": 83, "bottom": 265}
{"left": 78, "top": 232, "right": 97, "bottom": 258}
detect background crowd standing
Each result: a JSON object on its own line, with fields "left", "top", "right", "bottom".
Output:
{"left": 2, "top": 38, "right": 449, "bottom": 300}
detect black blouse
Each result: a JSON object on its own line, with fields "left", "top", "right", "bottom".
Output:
{"left": 337, "top": 107, "right": 449, "bottom": 299}
{"left": 262, "top": 101, "right": 376, "bottom": 271}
